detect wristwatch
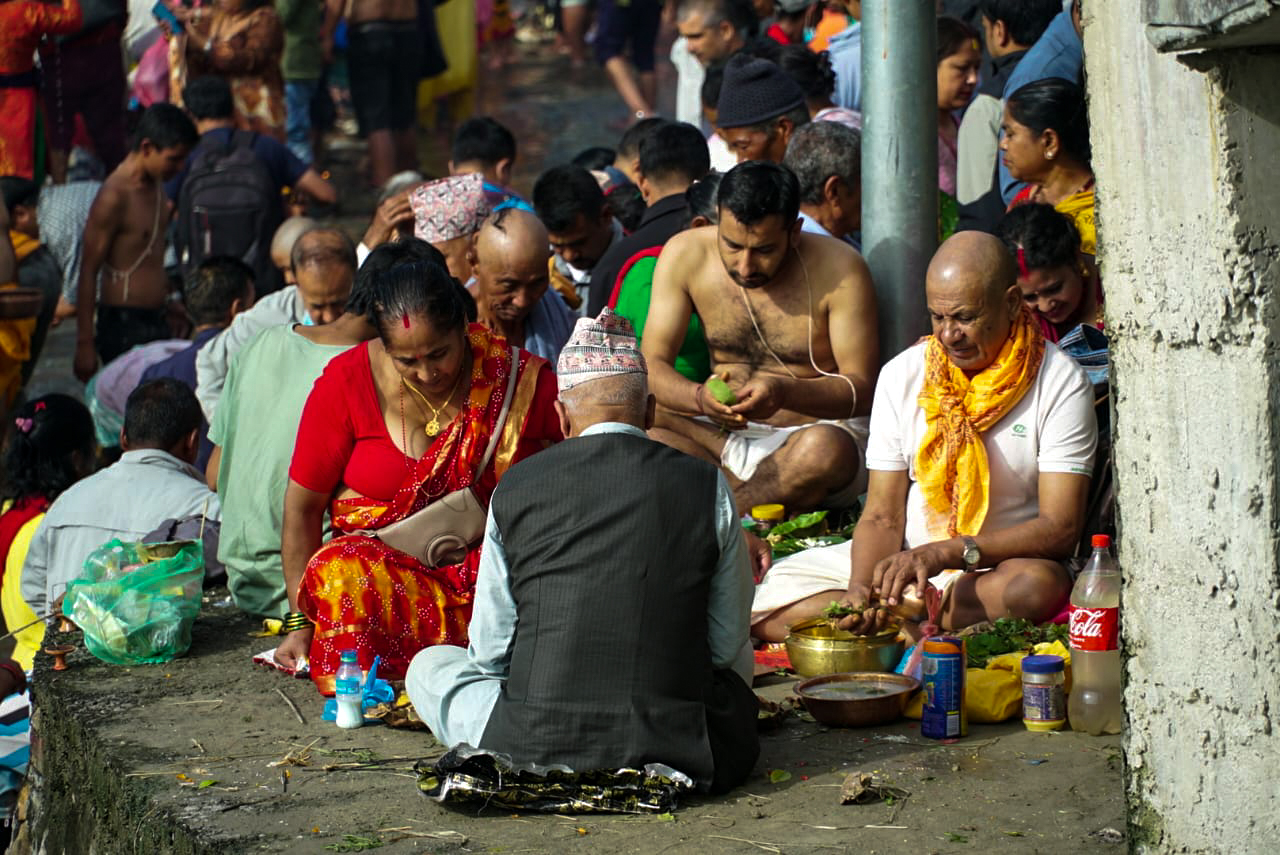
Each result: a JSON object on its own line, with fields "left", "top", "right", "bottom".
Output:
{"left": 961, "top": 536, "right": 981, "bottom": 571}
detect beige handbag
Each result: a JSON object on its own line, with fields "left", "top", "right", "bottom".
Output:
{"left": 362, "top": 347, "right": 520, "bottom": 569}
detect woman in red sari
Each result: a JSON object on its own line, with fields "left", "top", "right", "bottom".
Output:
{"left": 276, "top": 260, "right": 561, "bottom": 693}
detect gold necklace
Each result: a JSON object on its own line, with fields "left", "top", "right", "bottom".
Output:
{"left": 401, "top": 371, "right": 464, "bottom": 437}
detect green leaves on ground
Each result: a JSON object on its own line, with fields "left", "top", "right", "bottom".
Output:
{"left": 961, "top": 618, "right": 1070, "bottom": 669}
{"left": 324, "top": 835, "right": 383, "bottom": 852}
{"left": 197, "top": 780, "right": 217, "bottom": 789}
{"left": 945, "top": 832, "right": 969, "bottom": 843}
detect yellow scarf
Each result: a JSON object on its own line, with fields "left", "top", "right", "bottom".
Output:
{"left": 915, "top": 307, "right": 1045, "bottom": 538}
{"left": 7, "top": 231, "right": 40, "bottom": 265}
{"left": 1056, "top": 188, "right": 1096, "bottom": 257}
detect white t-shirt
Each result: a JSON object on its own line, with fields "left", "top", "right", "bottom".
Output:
{"left": 865, "top": 341, "right": 1097, "bottom": 549}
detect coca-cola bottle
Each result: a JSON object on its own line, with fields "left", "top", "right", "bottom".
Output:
{"left": 1068, "top": 534, "right": 1123, "bottom": 734}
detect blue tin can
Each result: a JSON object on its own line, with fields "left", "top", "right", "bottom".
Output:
{"left": 920, "top": 636, "right": 967, "bottom": 739}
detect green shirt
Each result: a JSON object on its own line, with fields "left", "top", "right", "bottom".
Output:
{"left": 209, "top": 325, "right": 350, "bottom": 617}
{"left": 613, "top": 252, "right": 711, "bottom": 383}
{"left": 275, "top": 0, "right": 323, "bottom": 82}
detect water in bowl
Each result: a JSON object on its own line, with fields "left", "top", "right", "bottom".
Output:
{"left": 803, "top": 683, "right": 893, "bottom": 700}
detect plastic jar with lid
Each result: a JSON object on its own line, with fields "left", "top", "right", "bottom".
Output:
{"left": 749, "top": 504, "right": 785, "bottom": 534}
{"left": 1021, "top": 654, "right": 1066, "bottom": 732}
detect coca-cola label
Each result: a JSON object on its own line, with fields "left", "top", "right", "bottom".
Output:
{"left": 1069, "top": 606, "right": 1119, "bottom": 652}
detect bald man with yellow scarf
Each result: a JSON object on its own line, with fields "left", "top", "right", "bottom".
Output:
{"left": 751, "top": 232, "right": 1098, "bottom": 641}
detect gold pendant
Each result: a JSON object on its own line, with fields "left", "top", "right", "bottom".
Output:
{"left": 424, "top": 418, "right": 440, "bottom": 437}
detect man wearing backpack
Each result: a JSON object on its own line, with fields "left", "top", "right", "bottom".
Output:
{"left": 167, "top": 77, "right": 336, "bottom": 298}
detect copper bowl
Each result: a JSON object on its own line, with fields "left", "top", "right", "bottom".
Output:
{"left": 794, "top": 672, "right": 920, "bottom": 728}
{"left": 0, "top": 287, "right": 43, "bottom": 320}
{"left": 784, "top": 617, "right": 905, "bottom": 677}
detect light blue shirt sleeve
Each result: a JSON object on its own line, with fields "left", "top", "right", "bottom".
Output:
{"left": 20, "top": 517, "right": 52, "bottom": 617}
{"left": 707, "top": 471, "right": 753, "bottom": 681}
{"left": 830, "top": 25, "right": 863, "bottom": 112}
{"left": 464, "top": 506, "right": 518, "bottom": 680}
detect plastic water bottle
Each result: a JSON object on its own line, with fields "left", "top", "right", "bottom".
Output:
{"left": 1068, "top": 534, "right": 1123, "bottom": 735}
{"left": 334, "top": 650, "right": 364, "bottom": 729}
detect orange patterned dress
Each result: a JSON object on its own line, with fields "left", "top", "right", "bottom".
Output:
{"left": 0, "top": 0, "right": 82, "bottom": 178}
{"left": 289, "top": 326, "right": 561, "bottom": 693}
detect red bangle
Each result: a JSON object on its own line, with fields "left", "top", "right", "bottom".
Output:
{"left": 695, "top": 383, "right": 706, "bottom": 415}
{"left": 0, "top": 661, "right": 26, "bottom": 696}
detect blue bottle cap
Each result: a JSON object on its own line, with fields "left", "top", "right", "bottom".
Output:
{"left": 1022, "top": 654, "right": 1065, "bottom": 674}
{"left": 339, "top": 650, "right": 358, "bottom": 663}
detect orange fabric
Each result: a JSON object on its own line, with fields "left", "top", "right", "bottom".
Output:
{"left": 298, "top": 329, "right": 555, "bottom": 690}
{"left": 808, "top": 9, "right": 849, "bottom": 53}
{"left": 0, "top": 0, "right": 82, "bottom": 178}
{"left": 915, "top": 307, "right": 1045, "bottom": 538}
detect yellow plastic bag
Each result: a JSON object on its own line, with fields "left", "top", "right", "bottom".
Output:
{"left": 903, "top": 641, "right": 1072, "bottom": 723}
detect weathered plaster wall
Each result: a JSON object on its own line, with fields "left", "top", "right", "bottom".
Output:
{"left": 1085, "top": 2, "right": 1280, "bottom": 852}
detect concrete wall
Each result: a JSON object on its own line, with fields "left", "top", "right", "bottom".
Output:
{"left": 1085, "top": 2, "right": 1280, "bottom": 852}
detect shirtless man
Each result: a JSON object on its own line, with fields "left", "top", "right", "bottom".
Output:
{"left": 642, "top": 161, "right": 879, "bottom": 512}
{"left": 346, "top": 0, "right": 420, "bottom": 186}
{"left": 74, "top": 104, "right": 199, "bottom": 381}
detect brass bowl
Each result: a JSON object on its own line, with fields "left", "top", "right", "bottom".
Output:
{"left": 795, "top": 672, "right": 920, "bottom": 728}
{"left": 784, "top": 617, "right": 905, "bottom": 677}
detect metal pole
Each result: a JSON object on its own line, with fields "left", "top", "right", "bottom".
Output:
{"left": 861, "top": 0, "right": 937, "bottom": 364}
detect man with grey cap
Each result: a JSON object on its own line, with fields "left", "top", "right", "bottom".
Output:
{"left": 716, "top": 53, "right": 811, "bottom": 163}
{"left": 406, "top": 309, "right": 759, "bottom": 794}
{"left": 782, "top": 120, "right": 863, "bottom": 247}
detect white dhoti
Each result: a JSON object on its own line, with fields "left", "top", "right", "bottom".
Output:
{"left": 718, "top": 418, "right": 870, "bottom": 509}
{"left": 750, "top": 539, "right": 968, "bottom": 627}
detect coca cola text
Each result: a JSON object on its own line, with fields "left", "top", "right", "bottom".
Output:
{"left": 1069, "top": 606, "right": 1118, "bottom": 652}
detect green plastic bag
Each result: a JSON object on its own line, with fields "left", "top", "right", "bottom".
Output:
{"left": 64, "top": 539, "right": 205, "bottom": 665}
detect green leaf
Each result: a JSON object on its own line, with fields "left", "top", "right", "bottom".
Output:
{"left": 197, "top": 779, "right": 217, "bottom": 789}
{"left": 769, "top": 769, "right": 792, "bottom": 784}
{"left": 767, "top": 511, "right": 828, "bottom": 539}
{"left": 1002, "top": 831, "right": 1025, "bottom": 837}
{"left": 946, "top": 832, "right": 969, "bottom": 843}
{"left": 656, "top": 812, "right": 676, "bottom": 822}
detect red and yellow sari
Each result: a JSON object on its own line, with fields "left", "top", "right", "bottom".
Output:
{"left": 297, "top": 327, "right": 559, "bottom": 692}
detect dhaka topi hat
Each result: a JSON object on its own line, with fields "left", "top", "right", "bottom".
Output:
{"left": 716, "top": 54, "right": 806, "bottom": 129}
{"left": 556, "top": 308, "right": 648, "bottom": 393}
{"left": 410, "top": 173, "right": 491, "bottom": 243}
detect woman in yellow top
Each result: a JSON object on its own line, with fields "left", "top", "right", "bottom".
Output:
{"left": 1001, "top": 78, "right": 1096, "bottom": 266}
{"left": 0, "top": 395, "right": 96, "bottom": 668}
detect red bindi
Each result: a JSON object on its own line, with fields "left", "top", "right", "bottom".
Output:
{"left": 402, "top": 312, "right": 410, "bottom": 329}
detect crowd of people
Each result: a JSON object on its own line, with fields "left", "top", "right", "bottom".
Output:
{"left": 0, "top": 0, "right": 1106, "bottom": 808}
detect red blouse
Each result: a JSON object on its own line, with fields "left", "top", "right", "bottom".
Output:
{"left": 289, "top": 340, "right": 562, "bottom": 501}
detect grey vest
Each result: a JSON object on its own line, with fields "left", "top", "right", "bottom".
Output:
{"left": 480, "top": 431, "right": 758, "bottom": 791}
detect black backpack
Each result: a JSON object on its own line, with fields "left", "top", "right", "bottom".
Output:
{"left": 177, "top": 130, "right": 281, "bottom": 290}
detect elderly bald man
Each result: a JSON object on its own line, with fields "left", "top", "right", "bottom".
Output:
{"left": 195, "top": 227, "right": 356, "bottom": 420}
{"left": 467, "top": 208, "right": 577, "bottom": 362}
{"left": 751, "top": 232, "right": 1098, "bottom": 641}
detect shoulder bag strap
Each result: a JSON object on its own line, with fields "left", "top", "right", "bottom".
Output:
{"left": 476, "top": 346, "right": 522, "bottom": 478}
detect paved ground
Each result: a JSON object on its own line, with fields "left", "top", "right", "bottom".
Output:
{"left": 30, "top": 601, "right": 1125, "bottom": 854}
